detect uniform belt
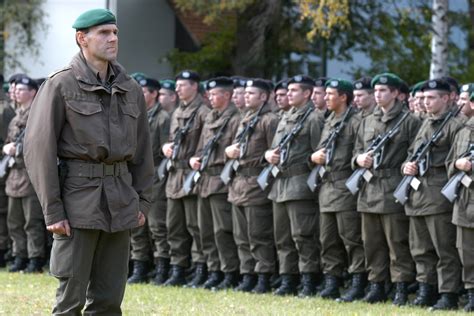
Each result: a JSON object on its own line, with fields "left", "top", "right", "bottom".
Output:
{"left": 202, "top": 165, "right": 224, "bottom": 176}
{"left": 171, "top": 160, "right": 190, "bottom": 169}
{"left": 424, "top": 167, "right": 446, "bottom": 176}
{"left": 65, "top": 160, "right": 128, "bottom": 178}
{"left": 279, "top": 163, "right": 310, "bottom": 178}
{"left": 321, "top": 169, "right": 353, "bottom": 183}
{"left": 371, "top": 168, "right": 400, "bottom": 177}
{"left": 236, "top": 166, "right": 262, "bottom": 177}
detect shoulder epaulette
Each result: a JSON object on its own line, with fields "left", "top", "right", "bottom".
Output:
{"left": 48, "top": 66, "right": 72, "bottom": 79}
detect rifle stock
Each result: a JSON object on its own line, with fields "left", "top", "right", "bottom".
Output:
{"left": 441, "top": 171, "right": 466, "bottom": 203}
{"left": 220, "top": 159, "right": 235, "bottom": 185}
{"left": 257, "top": 165, "right": 273, "bottom": 191}
{"left": 393, "top": 175, "right": 414, "bottom": 205}
{"left": 183, "top": 170, "right": 199, "bottom": 195}
{"left": 157, "top": 158, "right": 169, "bottom": 181}
{"left": 0, "top": 155, "right": 11, "bottom": 179}
{"left": 345, "top": 168, "right": 366, "bottom": 195}
{"left": 307, "top": 165, "right": 322, "bottom": 192}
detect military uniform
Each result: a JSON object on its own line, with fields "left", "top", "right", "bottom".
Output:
{"left": 404, "top": 110, "right": 462, "bottom": 300}
{"left": 194, "top": 102, "right": 240, "bottom": 287}
{"left": 24, "top": 51, "right": 154, "bottom": 314}
{"left": 269, "top": 101, "right": 324, "bottom": 294}
{"left": 5, "top": 102, "right": 46, "bottom": 270}
{"left": 352, "top": 101, "right": 420, "bottom": 296}
{"left": 228, "top": 102, "right": 278, "bottom": 291}
{"left": 166, "top": 94, "right": 209, "bottom": 272}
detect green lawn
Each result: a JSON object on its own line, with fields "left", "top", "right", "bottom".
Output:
{"left": 0, "top": 268, "right": 466, "bottom": 315}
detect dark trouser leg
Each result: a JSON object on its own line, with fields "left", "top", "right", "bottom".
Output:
{"left": 198, "top": 196, "right": 219, "bottom": 271}
{"left": 23, "top": 195, "right": 46, "bottom": 258}
{"left": 148, "top": 197, "right": 169, "bottom": 259}
{"left": 273, "top": 202, "right": 298, "bottom": 274}
{"left": 320, "top": 212, "right": 346, "bottom": 277}
{"left": 409, "top": 216, "right": 438, "bottom": 286}
{"left": 337, "top": 211, "right": 365, "bottom": 274}
{"left": 210, "top": 194, "right": 239, "bottom": 273}
{"left": 457, "top": 226, "right": 474, "bottom": 290}
{"left": 183, "top": 196, "right": 205, "bottom": 263}
{"left": 130, "top": 223, "right": 152, "bottom": 262}
{"left": 362, "top": 212, "right": 390, "bottom": 282}
{"left": 287, "top": 200, "right": 320, "bottom": 273}
{"left": 167, "top": 198, "right": 192, "bottom": 267}
{"left": 232, "top": 204, "right": 255, "bottom": 274}
{"left": 247, "top": 203, "right": 275, "bottom": 274}
{"left": 0, "top": 184, "right": 9, "bottom": 250}
{"left": 7, "top": 197, "right": 27, "bottom": 258}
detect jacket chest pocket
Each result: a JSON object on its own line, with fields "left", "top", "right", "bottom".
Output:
{"left": 119, "top": 100, "right": 140, "bottom": 148}
{"left": 65, "top": 99, "right": 104, "bottom": 145}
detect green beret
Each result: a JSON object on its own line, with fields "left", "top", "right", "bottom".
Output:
{"left": 371, "top": 73, "right": 403, "bottom": 89}
{"left": 470, "top": 92, "right": 474, "bottom": 102}
{"left": 410, "top": 81, "right": 426, "bottom": 97}
{"left": 160, "top": 80, "right": 176, "bottom": 91}
{"left": 460, "top": 83, "right": 474, "bottom": 95}
{"left": 325, "top": 78, "right": 353, "bottom": 93}
{"left": 72, "top": 9, "right": 116, "bottom": 30}
{"left": 130, "top": 72, "right": 147, "bottom": 83}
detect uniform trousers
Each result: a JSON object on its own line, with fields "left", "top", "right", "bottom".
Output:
{"left": 457, "top": 226, "right": 474, "bottom": 289}
{"left": 198, "top": 194, "right": 239, "bottom": 272}
{"left": 320, "top": 211, "right": 365, "bottom": 277}
{"left": 273, "top": 199, "right": 320, "bottom": 274}
{"left": 232, "top": 203, "right": 275, "bottom": 274}
{"left": 0, "top": 184, "right": 8, "bottom": 250}
{"left": 409, "top": 213, "right": 461, "bottom": 293}
{"left": 361, "top": 212, "right": 415, "bottom": 283}
{"left": 50, "top": 229, "right": 129, "bottom": 316}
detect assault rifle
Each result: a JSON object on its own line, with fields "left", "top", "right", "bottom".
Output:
{"left": 157, "top": 107, "right": 199, "bottom": 181}
{"left": 441, "top": 144, "right": 474, "bottom": 203}
{"left": 307, "top": 105, "right": 353, "bottom": 192}
{"left": 257, "top": 105, "right": 314, "bottom": 191}
{"left": 183, "top": 116, "right": 232, "bottom": 194}
{"left": 345, "top": 111, "right": 410, "bottom": 195}
{"left": 393, "top": 105, "right": 463, "bottom": 205}
{"left": 220, "top": 103, "right": 265, "bottom": 185}
{"left": 0, "top": 128, "right": 26, "bottom": 179}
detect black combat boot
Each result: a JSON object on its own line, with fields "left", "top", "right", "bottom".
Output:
{"left": 185, "top": 262, "right": 208, "bottom": 288}
{"left": 338, "top": 273, "right": 367, "bottom": 302}
{"left": 464, "top": 289, "right": 474, "bottom": 312}
{"left": 412, "top": 282, "right": 437, "bottom": 307}
{"left": 213, "top": 271, "right": 240, "bottom": 291}
{"left": 234, "top": 274, "right": 257, "bottom": 292}
{"left": 274, "top": 274, "right": 298, "bottom": 296}
{"left": 298, "top": 273, "right": 319, "bottom": 298}
{"left": 252, "top": 273, "right": 272, "bottom": 294}
{"left": 319, "top": 274, "right": 341, "bottom": 299}
{"left": 392, "top": 282, "right": 409, "bottom": 306}
{"left": 0, "top": 249, "right": 7, "bottom": 268}
{"left": 8, "top": 257, "right": 27, "bottom": 272}
{"left": 431, "top": 293, "right": 459, "bottom": 310}
{"left": 363, "top": 281, "right": 387, "bottom": 303}
{"left": 270, "top": 274, "right": 281, "bottom": 289}
{"left": 24, "top": 257, "right": 44, "bottom": 274}
{"left": 163, "top": 265, "right": 187, "bottom": 286}
{"left": 203, "top": 271, "right": 224, "bottom": 290}
{"left": 151, "top": 257, "right": 170, "bottom": 286}
{"left": 127, "top": 260, "right": 149, "bottom": 284}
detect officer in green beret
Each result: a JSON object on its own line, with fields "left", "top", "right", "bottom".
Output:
{"left": 23, "top": 8, "right": 154, "bottom": 314}
{"left": 159, "top": 80, "right": 178, "bottom": 114}
{"left": 352, "top": 72, "right": 420, "bottom": 305}
{"left": 310, "top": 79, "right": 365, "bottom": 301}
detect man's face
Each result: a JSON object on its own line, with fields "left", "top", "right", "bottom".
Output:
{"left": 175, "top": 79, "right": 197, "bottom": 103}
{"left": 208, "top": 88, "right": 229, "bottom": 111}
{"left": 458, "top": 92, "right": 472, "bottom": 116}
{"left": 324, "top": 87, "right": 345, "bottom": 112}
{"left": 15, "top": 84, "right": 36, "bottom": 105}
{"left": 374, "top": 85, "right": 398, "bottom": 109}
{"left": 275, "top": 88, "right": 290, "bottom": 111}
{"left": 311, "top": 87, "right": 326, "bottom": 109}
{"left": 142, "top": 87, "right": 157, "bottom": 109}
{"left": 80, "top": 24, "right": 118, "bottom": 62}
{"left": 232, "top": 87, "right": 245, "bottom": 109}
{"left": 423, "top": 90, "right": 448, "bottom": 116}
{"left": 159, "top": 89, "right": 176, "bottom": 109}
{"left": 353, "top": 90, "right": 374, "bottom": 110}
{"left": 244, "top": 87, "right": 265, "bottom": 110}
{"left": 414, "top": 91, "right": 426, "bottom": 112}
{"left": 287, "top": 83, "right": 309, "bottom": 107}
{"left": 8, "top": 83, "right": 16, "bottom": 102}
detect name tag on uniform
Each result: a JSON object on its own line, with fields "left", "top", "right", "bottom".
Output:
{"left": 462, "top": 174, "right": 472, "bottom": 188}
{"left": 363, "top": 169, "right": 373, "bottom": 182}
{"left": 410, "top": 177, "right": 421, "bottom": 191}
{"left": 271, "top": 166, "right": 280, "bottom": 177}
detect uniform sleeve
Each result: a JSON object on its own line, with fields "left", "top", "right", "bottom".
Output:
{"left": 445, "top": 131, "right": 463, "bottom": 177}
{"left": 128, "top": 86, "right": 154, "bottom": 215}
{"left": 24, "top": 78, "right": 66, "bottom": 226}
{"left": 310, "top": 112, "right": 324, "bottom": 152}
{"left": 351, "top": 116, "right": 367, "bottom": 170}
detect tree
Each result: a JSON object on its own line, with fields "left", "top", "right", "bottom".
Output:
{"left": 429, "top": 0, "right": 449, "bottom": 79}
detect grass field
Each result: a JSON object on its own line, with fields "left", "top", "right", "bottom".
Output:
{"left": 0, "top": 268, "right": 467, "bottom": 315}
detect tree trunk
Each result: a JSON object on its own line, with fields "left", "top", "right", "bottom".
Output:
{"left": 429, "top": 0, "right": 449, "bottom": 79}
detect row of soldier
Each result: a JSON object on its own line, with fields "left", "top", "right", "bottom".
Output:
{"left": 1, "top": 68, "right": 473, "bottom": 312}
{"left": 125, "top": 70, "right": 474, "bottom": 312}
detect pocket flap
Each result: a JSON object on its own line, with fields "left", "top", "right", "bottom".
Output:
{"left": 66, "top": 100, "right": 102, "bottom": 116}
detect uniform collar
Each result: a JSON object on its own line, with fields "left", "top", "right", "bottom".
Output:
{"left": 374, "top": 100, "right": 404, "bottom": 123}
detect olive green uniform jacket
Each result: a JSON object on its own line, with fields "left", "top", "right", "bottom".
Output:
{"left": 24, "top": 52, "right": 154, "bottom": 232}
{"left": 352, "top": 102, "right": 421, "bottom": 214}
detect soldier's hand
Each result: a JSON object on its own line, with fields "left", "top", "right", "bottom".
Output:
{"left": 225, "top": 143, "right": 240, "bottom": 159}
{"left": 311, "top": 149, "right": 326, "bottom": 165}
{"left": 189, "top": 157, "right": 201, "bottom": 170}
{"left": 403, "top": 162, "right": 418, "bottom": 175}
{"left": 138, "top": 211, "right": 146, "bottom": 226}
{"left": 47, "top": 219, "right": 71, "bottom": 236}
{"left": 455, "top": 158, "right": 472, "bottom": 172}
{"left": 264, "top": 148, "right": 280, "bottom": 165}
{"left": 356, "top": 151, "right": 373, "bottom": 168}
{"left": 2, "top": 142, "right": 15, "bottom": 156}
{"left": 162, "top": 143, "right": 174, "bottom": 158}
